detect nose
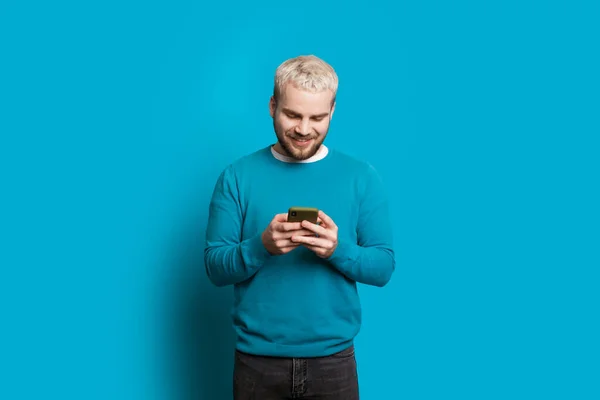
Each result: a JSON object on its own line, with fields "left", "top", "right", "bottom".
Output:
{"left": 294, "top": 119, "right": 311, "bottom": 136}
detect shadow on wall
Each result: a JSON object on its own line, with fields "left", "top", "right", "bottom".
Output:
{"left": 165, "top": 204, "right": 236, "bottom": 400}
{"left": 160, "top": 140, "right": 261, "bottom": 399}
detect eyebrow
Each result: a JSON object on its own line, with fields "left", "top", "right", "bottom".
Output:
{"left": 282, "top": 108, "right": 329, "bottom": 118}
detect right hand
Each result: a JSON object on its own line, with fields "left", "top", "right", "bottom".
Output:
{"left": 261, "top": 213, "right": 316, "bottom": 255}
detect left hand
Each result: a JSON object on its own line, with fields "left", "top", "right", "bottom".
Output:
{"left": 291, "top": 210, "right": 338, "bottom": 258}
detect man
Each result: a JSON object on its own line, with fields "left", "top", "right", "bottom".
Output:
{"left": 204, "top": 55, "right": 395, "bottom": 400}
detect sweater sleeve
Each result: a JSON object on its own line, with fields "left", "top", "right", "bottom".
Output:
{"left": 203, "top": 165, "right": 272, "bottom": 287}
{"left": 326, "top": 164, "right": 396, "bottom": 287}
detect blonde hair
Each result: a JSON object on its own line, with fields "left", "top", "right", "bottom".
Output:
{"left": 273, "top": 55, "right": 338, "bottom": 104}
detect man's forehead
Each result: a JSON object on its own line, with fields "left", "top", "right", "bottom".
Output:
{"left": 279, "top": 86, "right": 334, "bottom": 110}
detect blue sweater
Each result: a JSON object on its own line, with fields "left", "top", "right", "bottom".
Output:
{"left": 204, "top": 145, "right": 395, "bottom": 357}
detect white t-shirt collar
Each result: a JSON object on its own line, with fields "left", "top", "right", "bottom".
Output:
{"left": 271, "top": 144, "right": 329, "bottom": 163}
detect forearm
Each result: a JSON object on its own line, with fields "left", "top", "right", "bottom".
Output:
{"left": 204, "top": 233, "right": 271, "bottom": 287}
{"left": 326, "top": 241, "right": 395, "bottom": 287}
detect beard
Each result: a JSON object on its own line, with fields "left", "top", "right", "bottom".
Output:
{"left": 273, "top": 121, "right": 329, "bottom": 161}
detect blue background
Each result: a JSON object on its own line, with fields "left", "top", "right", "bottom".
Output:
{"left": 1, "top": 1, "right": 598, "bottom": 399}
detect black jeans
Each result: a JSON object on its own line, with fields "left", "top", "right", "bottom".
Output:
{"left": 233, "top": 345, "right": 359, "bottom": 400}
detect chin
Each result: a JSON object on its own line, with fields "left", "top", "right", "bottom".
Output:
{"left": 287, "top": 142, "right": 319, "bottom": 160}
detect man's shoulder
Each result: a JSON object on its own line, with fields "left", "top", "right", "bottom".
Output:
{"left": 219, "top": 146, "right": 271, "bottom": 176}
{"left": 328, "top": 147, "right": 378, "bottom": 175}
{"left": 231, "top": 146, "right": 271, "bottom": 167}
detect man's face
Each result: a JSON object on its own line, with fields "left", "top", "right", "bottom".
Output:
{"left": 270, "top": 84, "right": 335, "bottom": 160}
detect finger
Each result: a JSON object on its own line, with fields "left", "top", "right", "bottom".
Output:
{"left": 291, "top": 235, "right": 332, "bottom": 248}
{"left": 316, "top": 216, "right": 328, "bottom": 229}
{"left": 278, "top": 229, "right": 315, "bottom": 239}
{"left": 318, "top": 210, "right": 338, "bottom": 230}
{"left": 273, "top": 213, "right": 289, "bottom": 222}
{"left": 277, "top": 221, "right": 304, "bottom": 232}
{"left": 301, "top": 220, "right": 330, "bottom": 237}
{"left": 301, "top": 244, "right": 329, "bottom": 258}
{"left": 275, "top": 239, "right": 298, "bottom": 248}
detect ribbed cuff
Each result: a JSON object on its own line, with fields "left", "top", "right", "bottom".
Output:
{"left": 326, "top": 240, "right": 360, "bottom": 269}
{"left": 240, "top": 233, "right": 272, "bottom": 268}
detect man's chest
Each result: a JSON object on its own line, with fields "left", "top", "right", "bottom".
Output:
{"left": 238, "top": 176, "right": 359, "bottom": 243}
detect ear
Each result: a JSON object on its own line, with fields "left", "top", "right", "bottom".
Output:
{"left": 330, "top": 101, "right": 336, "bottom": 118}
{"left": 269, "top": 96, "right": 276, "bottom": 118}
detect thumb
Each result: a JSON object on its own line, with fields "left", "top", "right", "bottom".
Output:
{"left": 274, "top": 213, "right": 289, "bottom": 222}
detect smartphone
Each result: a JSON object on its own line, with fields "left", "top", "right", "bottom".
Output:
{"left": 287, "top": 207, "right": 319, "bottom": 224}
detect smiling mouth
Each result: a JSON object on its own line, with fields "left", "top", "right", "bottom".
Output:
{"left": 291, "top": 138, "right": 313, "bottom": 147}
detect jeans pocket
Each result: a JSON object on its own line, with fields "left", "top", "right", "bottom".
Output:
{"left": 331, "top": 345, "right": 355, "bottom": 359}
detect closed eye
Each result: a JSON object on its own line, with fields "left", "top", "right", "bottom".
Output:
{"left": 282, "top": 108, "right": 329, "bottom": 121}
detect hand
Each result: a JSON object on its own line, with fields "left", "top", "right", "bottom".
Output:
{"left": 291, "top": 210, "right": 338, "bottom": 258}
{"left": 261, "top": 213, "right": 316, "bottom": 255}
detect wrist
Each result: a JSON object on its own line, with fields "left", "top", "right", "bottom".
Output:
{"left": 244, "top": 233, "right": 273, "bottom": 265}
{"left": 326, "top": 239, "right": 359, "bottom": 264}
